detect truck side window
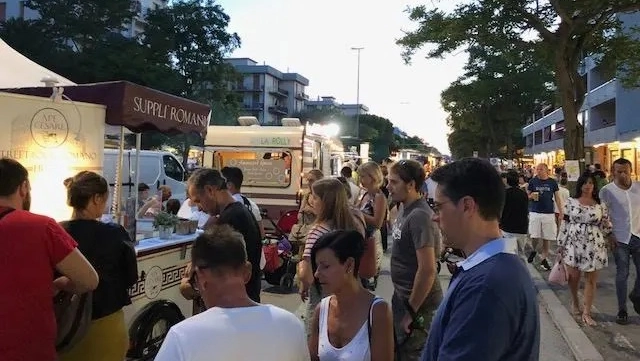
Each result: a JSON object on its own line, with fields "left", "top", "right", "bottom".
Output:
{"left": 163, "top": 155, "right": 184, "bottom": 182}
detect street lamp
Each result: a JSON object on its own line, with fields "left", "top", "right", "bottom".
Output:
{"left": 351, "top": 46, "right": 364, "bottom": 139}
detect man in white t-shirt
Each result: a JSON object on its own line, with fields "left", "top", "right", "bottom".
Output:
{"left": 155, "top": 225, "right": 308, "bottom": 361}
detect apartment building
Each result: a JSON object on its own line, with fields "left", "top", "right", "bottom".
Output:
{"left": 305, "top": 96, "right": 369, "bottom": 117}
{"left": 226, "top": 57, "right": 310, "bottom": 124}
{"left": 0, "top": 0, "right": 167, "bottom": 37}
{"left": 522, "top": 11, "right": 640, "bottom": 175}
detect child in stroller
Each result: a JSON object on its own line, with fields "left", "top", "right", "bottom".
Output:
{"left": 261, "top": 209, "right": 300, "bottom": 291}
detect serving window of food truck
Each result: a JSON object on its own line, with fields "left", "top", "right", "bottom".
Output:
{"left": 213, "top": 149, "right": 292, "bottom": 188}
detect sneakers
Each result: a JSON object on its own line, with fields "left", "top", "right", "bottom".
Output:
{"left": 527, "top": 251, "right": 537, "bottom": 264}
{"left": 540, "top": 258, "right": 552, "bottom": 271}
{"left": 616, "top": 310, "right": 629, "bottom": 325}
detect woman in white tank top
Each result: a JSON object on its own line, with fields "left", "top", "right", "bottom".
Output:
{"left": 308, "top": 230, "right": 394, "bottom": 361}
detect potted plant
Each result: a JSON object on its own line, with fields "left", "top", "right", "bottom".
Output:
{"left": 153, "top": 211, "right": 179, "bottom": 239}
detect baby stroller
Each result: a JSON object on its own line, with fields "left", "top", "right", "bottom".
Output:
{"left": 261, "top": 209, "right": 300, "bottom": 291}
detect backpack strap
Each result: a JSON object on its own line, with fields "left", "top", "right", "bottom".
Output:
{"left": 0, "top": 208, "right": 15, "bottom": 221}
{"left": 367, "top": 296, "right": 384, "bottom": 347}
{"left": 240, "top": 195, "right": 252, "bottom": 212}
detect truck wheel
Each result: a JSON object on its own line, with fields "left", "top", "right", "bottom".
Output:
{"left": 127, "top": 301, "right": 185, "bottom": 360}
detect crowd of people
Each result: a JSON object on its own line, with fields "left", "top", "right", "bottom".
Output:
{"left": 499, "top": 160, "right": 640, "bottom": 326}
{"left": 3, "top": 153, "right": 639, "bottom": 361}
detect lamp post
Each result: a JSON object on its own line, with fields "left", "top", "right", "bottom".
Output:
{"left": 351, "top": 47, "right": 364, "bottom": 139}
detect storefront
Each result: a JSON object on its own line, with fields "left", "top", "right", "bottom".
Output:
{"left": 532, "top": 149, "right": 565, "bottom": 170}
{"left": 592, "top": 139, "right": 640, "bottom": 179}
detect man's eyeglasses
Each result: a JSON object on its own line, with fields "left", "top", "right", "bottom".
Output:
{"left": 430, "top": 201, "right": 451, "bottom": 214}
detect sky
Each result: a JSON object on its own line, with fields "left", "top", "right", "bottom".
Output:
{"left": 216, "top": 0, "right": 467, "bottom": 155}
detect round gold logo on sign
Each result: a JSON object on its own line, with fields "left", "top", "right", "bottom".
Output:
{"left": 30, "top": 108, "right": 69, "bottom": 148}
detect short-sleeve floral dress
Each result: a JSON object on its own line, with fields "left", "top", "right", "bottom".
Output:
{"left": 557, "top": 197, "right": 612, "bottom": 272}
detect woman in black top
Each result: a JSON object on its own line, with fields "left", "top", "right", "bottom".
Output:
{"left": 58, "top": 171, "right": 138, "bottom": 361}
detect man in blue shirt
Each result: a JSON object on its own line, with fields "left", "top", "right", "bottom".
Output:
{"left": 421, "top": 158, "right": 540, "bottom": 361}
{"left": 527, "top": 163, "right": 563, "bottom": 271}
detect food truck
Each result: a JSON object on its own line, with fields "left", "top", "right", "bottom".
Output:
{"left": 202, "top": 117, "right": 345, "bottom": 221}
{"left": 4, "top": 81, "right": 211, "bottom": 360}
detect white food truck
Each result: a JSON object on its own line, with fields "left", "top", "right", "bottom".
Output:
{"left": 202, "top": 117, "right": 345, "bottom": 222}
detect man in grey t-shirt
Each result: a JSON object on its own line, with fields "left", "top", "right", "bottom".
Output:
{"left": 388, "top": 160, "right": 442, "bottom": 361}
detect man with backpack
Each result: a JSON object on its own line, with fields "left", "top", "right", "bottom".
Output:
{"left": 0, "top": 158, "right": 99, "bottom": 361}
{"left": 187, "top": 168, "right": 263, "bottom": 302}
{"left": 221, "top": 166, "right": 265, "bottom": 239}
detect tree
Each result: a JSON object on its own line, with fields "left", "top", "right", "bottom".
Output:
{"left": 1, "top": 1, "right": 178, "bottom": 87}
{"left": 441, "top": 41, "right": 555, "bottom": 159}
{"left": 25, "top": 0, "right": 134, "bottom": 51}
{"left": 398, "top": 1, "right": 640, "bottom": 163}
{"left": 143, "top": 0, "right": 241, "bottom": 102}
{"left": 141, "top": 0, "right": 242, "bottom": 161}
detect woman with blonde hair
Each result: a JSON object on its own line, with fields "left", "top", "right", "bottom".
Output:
{"left": 58, "top": 171, "right": 138, "bottom": 361}
{"left": 357, "top": 161, "right": 387, "bottom": 288}
{"left": 298, "top": 177, "right": 358, "bottom": 334}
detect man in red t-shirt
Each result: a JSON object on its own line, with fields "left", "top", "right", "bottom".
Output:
{"left": 0, "top": 158, "right": 99, "bottom": 361}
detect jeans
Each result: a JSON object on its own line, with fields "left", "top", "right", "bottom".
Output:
{"left": 613, "top": 235, "right": 640, "bottom": 312}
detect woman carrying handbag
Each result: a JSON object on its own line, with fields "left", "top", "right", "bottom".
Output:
{"left": 557, "top": 172, "right": 612, "bottom": 326}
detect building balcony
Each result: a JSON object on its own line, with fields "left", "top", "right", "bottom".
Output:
{"left": 236, "top": 85, "right": 264, "bottom": 92}
{"left": 243, "top": 103, "right": 264, "bottom": 111}
{"left": 585, "top": 78, "right": 616, "bottom": 108}
{"left": 268, "top": 106, "right": 288, "bottom": 115}
{"left": 269, "top": 88, "right": 289, "bottom": 98}
{"left": 295, "top": 92, "right": 309, "bottom": 100}
{"left": 523, "top": 79, "right": 617, "bottom": 137}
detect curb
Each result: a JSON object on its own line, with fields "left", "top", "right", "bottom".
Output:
{"left": 526, "top": 262, "right": 604, "bottom": 361}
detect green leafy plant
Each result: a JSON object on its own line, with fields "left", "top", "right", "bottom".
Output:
{"left": 153, "top": 211, "right": 179, "bottom": 229}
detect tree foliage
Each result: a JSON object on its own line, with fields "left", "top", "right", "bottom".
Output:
{"left": 441, "top": 40, "right": 555, "bottom": 159}
{"left": 398, "top": 0, "right": 640, "bottom": 162}
{"left": 138, "top": 0, "right": 242, "bottom": 162}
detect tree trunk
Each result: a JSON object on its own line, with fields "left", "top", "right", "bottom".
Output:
{"left": 554, "top": 54, "right": 585, "bottom": 162}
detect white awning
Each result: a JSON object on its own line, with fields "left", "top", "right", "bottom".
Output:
{"left": 0, "top": 38, "right": 75, "bottom": 88}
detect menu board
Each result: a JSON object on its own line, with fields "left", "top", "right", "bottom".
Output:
{"left": 227, "top": 158, "right": 289, "bottom": 187}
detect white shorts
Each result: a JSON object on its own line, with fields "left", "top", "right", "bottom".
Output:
{"left": 502, "top": 231, "right": 529, "bottom": 257}
{"left": 528, "top": 212, "right": 557, "bottom": 240}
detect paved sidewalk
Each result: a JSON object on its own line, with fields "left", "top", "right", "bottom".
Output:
{"left": 533, "top": 240, "right": 640, "bottom": 361}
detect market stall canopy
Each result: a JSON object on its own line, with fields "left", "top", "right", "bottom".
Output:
{"left": 0, "top": 38, "right": 75, "bottom": 88}
{"left": 3, "top": 81, "right": 211, "bottom": 137}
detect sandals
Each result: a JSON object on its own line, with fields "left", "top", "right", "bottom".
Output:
{"left": 581, "top": 313, "right": 597, "bottom": 326}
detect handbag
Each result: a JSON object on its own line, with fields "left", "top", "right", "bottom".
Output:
{"left": 359, "top": 235, "right": 377, "bottom": 278}
{"left": 548, "top": 256, "right": 567, "bottom": 286}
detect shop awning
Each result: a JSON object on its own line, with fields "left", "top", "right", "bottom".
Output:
{"left": 2, "top": 81, "right": 211, "bottom": 137}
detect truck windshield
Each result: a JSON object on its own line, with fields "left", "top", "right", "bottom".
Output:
{"left": 215, "top": 150, "right": 292, "bottom": 188}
